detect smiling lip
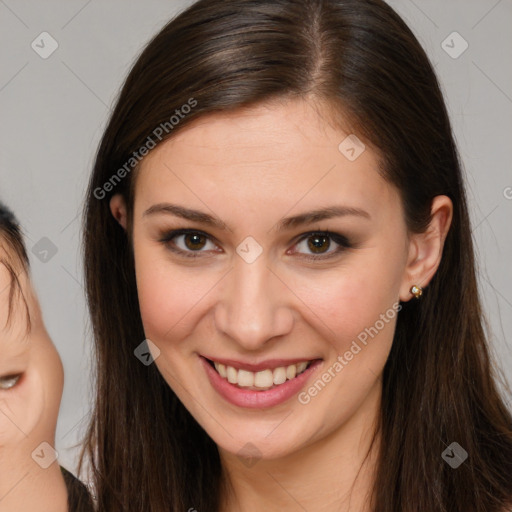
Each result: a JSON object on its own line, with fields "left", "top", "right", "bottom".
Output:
{"left": 200, "top": 355, "right": 323, "bottom": 409}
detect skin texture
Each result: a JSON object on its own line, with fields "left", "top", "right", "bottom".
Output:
{"left": 0, "top": 249, "right": 68, "bottom": 511}
{"left": 110, "top": 98, "right": 453, "bottom": 511}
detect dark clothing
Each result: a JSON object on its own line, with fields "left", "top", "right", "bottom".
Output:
{"left": 60, "top": 466, "right": 95, "bottom": 512}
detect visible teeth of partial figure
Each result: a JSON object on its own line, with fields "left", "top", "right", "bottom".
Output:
{"left": 213, "top": 360, "right": 311, "bottom": 390}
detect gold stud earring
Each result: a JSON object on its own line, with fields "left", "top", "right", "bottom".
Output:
{"left": 410, "top": 285, "right": 423, "bottom": 299}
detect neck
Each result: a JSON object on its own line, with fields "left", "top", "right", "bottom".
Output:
{"left": 219, "top": 381, "right": 382, "bottom": 512}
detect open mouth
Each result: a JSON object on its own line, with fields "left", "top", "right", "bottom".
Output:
{"left": 205, "top": 358, "right": 319, "bottom": 391}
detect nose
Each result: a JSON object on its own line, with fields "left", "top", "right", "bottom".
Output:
{"left": 214, "top": 252, "right": 294, "bottom": 351}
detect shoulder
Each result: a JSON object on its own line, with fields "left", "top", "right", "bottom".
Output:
{"left": 60, "top": 466, "right": 95, "bottom": 512}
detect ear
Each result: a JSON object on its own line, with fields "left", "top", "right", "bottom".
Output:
{"left": 399, "top": 195, "right": 453, "bottom": 302}
{"left": 109, "top": 194, "right": 128, "bottom": 230}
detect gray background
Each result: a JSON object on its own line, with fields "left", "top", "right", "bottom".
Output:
{"left": 0, "top": 0, "right": 511, "bottom": 475}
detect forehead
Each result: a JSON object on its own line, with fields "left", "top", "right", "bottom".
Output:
{"left": 134, "top": 99, "right": 395, "bottom": 221}
{"left": 0, "top": 320, "right": 31, "bottom": 361}
{"left": 145, "top": 99, "right": 364, "bottom": 168}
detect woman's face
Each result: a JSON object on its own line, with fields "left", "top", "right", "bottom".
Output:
{"left": 0, "top": 252, "right": 63, "bottom": 461}
{"left": 111, "top": 99, "right": 440, "bottom": 461}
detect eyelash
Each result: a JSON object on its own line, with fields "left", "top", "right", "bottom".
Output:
{"left": 158, "top": 228, "right": 352, "bottom": 261}
{"left": 0, "top": 374, "right": 22, "bottom": 391}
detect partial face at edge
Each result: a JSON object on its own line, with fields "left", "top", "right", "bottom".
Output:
{"left": 0, "top": 251, "right": 63, "bottom": 460}
{"left": 110, "top": 98, "right": 452, "bottom": 461}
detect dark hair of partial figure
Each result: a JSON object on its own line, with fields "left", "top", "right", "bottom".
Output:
{"left": 0, "top": 200, "right": 31, "bottom": 333}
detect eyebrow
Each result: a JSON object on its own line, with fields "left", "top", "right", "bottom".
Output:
{"left": 143, "top": 203, "right": 371, "bottom": 232}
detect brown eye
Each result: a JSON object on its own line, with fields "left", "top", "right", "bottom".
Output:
{"left": 183, "top": 233, "right": 208, "bottom": 250}
{"left": 0, "top": 374, "right": 22, "bottom": 390}
{"left": 292, "top": 231, "right": 352, "bottom": 260}
{"left": 307, "top": 234, "right": 331, "bottom": 254}
{"left": 159, "top": 229, "right": 219, "bottom": 258}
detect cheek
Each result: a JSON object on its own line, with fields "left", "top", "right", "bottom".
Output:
{"left": 292, "top": 262, "right": 401, "bottom": 429}
{"left": 0, "top": 369, "right": 45, "bottom": 448}
{"left": 299, "top": 256, "right": 402, "bottom": 349}
{"left": 135, "top": 245, "right": 173, "bottom": 335}
{"left": 136, "top": 276, "right": 173, "bottom": 338}
{"left": 135, "top": 250, "right": 204, "bottom": 343}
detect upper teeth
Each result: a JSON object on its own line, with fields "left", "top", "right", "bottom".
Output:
{"left": 213, "top": 361, "right": 310, "bottom": 390}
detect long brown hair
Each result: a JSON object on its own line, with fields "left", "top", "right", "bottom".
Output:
{"left": 80, "top": 0, "right": 512, "bottom": 510}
